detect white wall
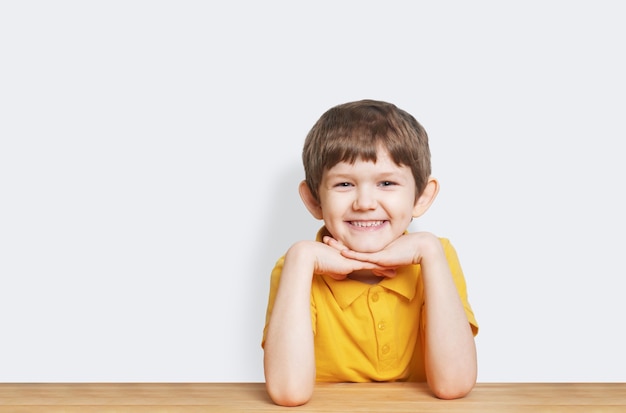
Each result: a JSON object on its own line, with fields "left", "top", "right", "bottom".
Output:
{"left": 1, "top": 1, "right": 624, "bottom": 382}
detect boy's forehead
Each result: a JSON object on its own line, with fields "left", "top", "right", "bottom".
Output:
{"left": 329, "top": 144, "right": 393, "bottom": 166}
{"left": 324, "top": 150, "right": 409, "bottom": 176}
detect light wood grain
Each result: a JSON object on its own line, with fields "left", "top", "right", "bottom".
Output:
{"left": 0, "top": 382, "right": 624, "bottom": 412}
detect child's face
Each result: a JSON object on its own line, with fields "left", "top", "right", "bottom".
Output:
{"left": 317, "top": 146, "right": 418, "bottom": 253}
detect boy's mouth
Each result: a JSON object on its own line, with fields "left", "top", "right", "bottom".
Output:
{"left": 349, "top": 220, "right": 385, "bottom": 228}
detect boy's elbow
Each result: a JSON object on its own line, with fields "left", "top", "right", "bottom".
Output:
{"left": 429, "top": 375, "right": 476, "bottom": 400}
{"left": 265, "top": 380, "right": 314, "bottom": 407}
{"left": 431, "top": 384, "right": 473, "bottom": 400}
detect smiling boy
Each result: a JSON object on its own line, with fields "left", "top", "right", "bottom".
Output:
{"left": 262, "top": 99, "right": 479, "bottom": 407}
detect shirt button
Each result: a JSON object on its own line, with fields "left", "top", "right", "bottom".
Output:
{"left": 377, "top": 321, "right": 386, "bottom": 330}
{"left": 371, "top": 293, "right": 379, "bottom": 302}
{"left": 381, "top": 345, "right": 390, "bottom": 354}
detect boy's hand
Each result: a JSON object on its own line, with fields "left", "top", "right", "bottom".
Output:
{"left": 326, "top": 232, "right": 442, "bottom": 277}
{"left": 321, "top": 235, "right": 398, "bottom": 279}
{"left": 289, "top": 239, "right": 384, "bottom": 281}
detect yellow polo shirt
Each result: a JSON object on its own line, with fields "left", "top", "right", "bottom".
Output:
{"left": 262, "top": 228, "right": 478, "bottom": 383}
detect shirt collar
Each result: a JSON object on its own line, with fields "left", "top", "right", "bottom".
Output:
{"left": 315, "top": 227, "right": 420, "bottom": 309}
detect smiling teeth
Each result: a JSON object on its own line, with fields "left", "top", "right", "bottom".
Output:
{"left": 351, "top": 221, "right": 384, "bottom": 227}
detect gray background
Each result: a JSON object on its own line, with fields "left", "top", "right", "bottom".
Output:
{"left": 1, "top": 1, "right": 624, "bottom": 382}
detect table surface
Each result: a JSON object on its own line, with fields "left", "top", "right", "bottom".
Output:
{"left": 0, "top": 382, "right": 625, "bottom": 412}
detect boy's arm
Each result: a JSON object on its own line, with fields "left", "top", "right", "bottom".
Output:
{"left": 418, "top": 234, "right": 477, "bottom": 399}
{"left": 263, "top": 241, "right": 317, "bottom": 407}
{"left": 264, "top": 239, "right": 383, "bottom": 406}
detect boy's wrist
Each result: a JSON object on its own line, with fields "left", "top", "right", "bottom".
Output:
{"left": 285, "top": 241, "right": 318, "bottom": 272}
{"left": 413, "top": 232, "right": 445, "bottom": 264}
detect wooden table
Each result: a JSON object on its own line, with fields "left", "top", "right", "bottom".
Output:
{"left": 0, "top": 382, "right": 624, "bottom": 412}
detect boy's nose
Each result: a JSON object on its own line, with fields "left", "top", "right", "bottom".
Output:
{"left": 353, "top": 189, "right": 377, "bottom": 210}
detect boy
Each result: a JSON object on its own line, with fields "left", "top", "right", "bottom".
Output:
{"left": 262, "top": 99, "right": 479, "bottom": 407}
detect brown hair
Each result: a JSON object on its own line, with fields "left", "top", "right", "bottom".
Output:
{"left": 302, "top": 99, "right": 431, "bottom": 201}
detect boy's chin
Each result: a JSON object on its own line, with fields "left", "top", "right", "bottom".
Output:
{"left": 340, "top": 233, "right": 397, "bottom": 253}
{"left": 346, "top": 241, "right": 389, "bottom": 254}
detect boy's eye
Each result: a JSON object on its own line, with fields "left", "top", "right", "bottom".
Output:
{"left": 380, "top": 181, "right": 396, "bottom": 187}
{"left": 337, "top": 182, "right": 352, "bottom": 187}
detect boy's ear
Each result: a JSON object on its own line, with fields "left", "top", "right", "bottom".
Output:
{"left": 412, "top": 177, "right": 440, "bottom": 218}
{"left": 299, "top": 180, "right": 324, "bottom": 220}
